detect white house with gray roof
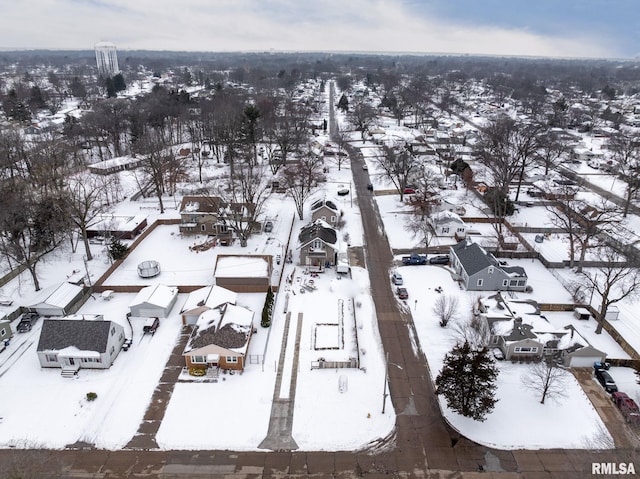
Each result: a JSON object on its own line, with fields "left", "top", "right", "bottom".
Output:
{"left": 37, "top": 316, "right": 125, "bottom": 375}
{"left": 450, "top": 240, "right": 527, "bottom": 291}
{"left": 429, "top": 210, "right": 466, "bottom": 238}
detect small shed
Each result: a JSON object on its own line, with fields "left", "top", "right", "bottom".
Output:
{"left": 129, "top": 285, "right": 179, "bottom": 318}
{"left": 28, "top": 283, "right": 85, "bottom": 317}
{"left": 573, "top": 307, "right": 591, "bottom": 320}
{"left": 214, "top": 255, "right": 272, "bottom": 293}
{"left": 605, "top": 306, "right": 620, "bottom": 321}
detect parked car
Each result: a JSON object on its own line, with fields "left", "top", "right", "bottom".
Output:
{"left": 367, "top": 183, "right": 373, "bottom": 191}
{"left": 264, "top": 221, "right": 274, "bottom": 233}
{"left": 143, "top": 317, "right": 160, "bottom": 334}
{"left": 402, "top": 253, "right": 427, "bottom": 265}
{"left": 17, "top": 312, "right": 40, "bottom": 333}
{"left": 337, "top": 187, "right": 349, "bottom": 196}
{"left": 611, "top": 392, "right": 640, "bottom": 425}
{"left": 362, "top": 164, "right": 368, "bottom": 170}
{"left": 396, "top": 287, "right": 409, "bottom": 300}
{"left": 429, "top": 255, "right": 450, "bottom": 265}
{"left": 594, "top": 368, "right": 618, "bottom": 393}
{"left": 403, "top": 185, "right": 416, "bottom": 194}
{"left": 391, "top": 272, "right": 403, "bottom": 285}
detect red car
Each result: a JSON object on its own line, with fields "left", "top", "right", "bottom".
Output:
{"left": 396, "top": 287, "right": 408, "bottom": 300}
{"left": 611, "top": 392, "right": 640, "bottom": 425}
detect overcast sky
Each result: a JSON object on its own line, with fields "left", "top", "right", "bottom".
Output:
{"left": 0, "top": 0, "right": 637, "bottom": 58}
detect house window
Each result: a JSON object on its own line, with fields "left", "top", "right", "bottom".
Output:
{"left": 509, "top": 280, "right": 517, "bottom": 286}
{"left": 81, "top": 357, "right": 100, "bottom": 363}
{"left": 110, "top": 327, "right": 115, "bottom": 336}
{"left": 514, "top": 347, "right": 538, "bottom": 353}
{"left": 110, "top": 346, "right": 115, "bottom": 355}
{"left": 312, "top": 239, "right": 322, "bottom": 250}
{"left": 477, "top": 279, "right": 484, "bottom": 287}
{"left": 330, "top": 215, "right": 337, "bottom": 223}
{"left": 119, "top": 332, "right": 124, "bottom": 341}
{"left": 226, "top": 356, "right": 238, "bottom": 363}
{"left": 457, "top": 228, "right": 465, "bottom": 232}
{"left": 442, "top": 227, "right": 449, "bottom": 234}
{"left": 191, "top": 355, "right": 206, "bottom": 364}
{"left": 219, "top": 225, "right": 228, "bottom": 233}
{"left": 502, "top": 279, "right": 508, "bottom": 287}
{"left": 201, "top": 224, "right": 206, "bottom": 232}
{"left": 45, "top": 354, "right": 58, "bottom": 362}
{"left": 0, "top": 329, "right": 5, "bottom": 337}
{"left": 517, "top": 280, "right": 526, "bottom": 287}
{"left": 488, "top": 266, "right": 494, "bottom": 274}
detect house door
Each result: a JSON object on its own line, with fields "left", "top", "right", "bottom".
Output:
{"left": 66, "top": 357, "right": 76, "bottom": 366}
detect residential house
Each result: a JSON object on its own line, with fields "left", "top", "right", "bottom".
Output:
{"left": 298, "top": 219, "right": 339, "bottom": 269}
{"left": 178, "top": 195, "right": 231, "bottom": 241}
{"left": 37, "top": 316, "right": 125, "bottom": 375}
{"left": 480, "top": 295, "right": 606, "bottom": 366}
{"left": 214, "top": 255, "right": 272, "bottom": 293}
{"left": 450, "top": 240, "right": 528, "bottom": 291}
{"left": 86, "top": 214, "right": 147, "bottom": 240}
{"left": 430, "top": 211, "right": 466, "bottom": 239}
{"left": 28, "top": 282, "right": 85, "bottom": 316}
{"left": 310, "top": 196, "right": 341, "bottom": 228}
{"left": 129, "top": 284, "right": 178, "bottom": 318}
{"left": 179, "top": 195, "right": 256, "bottom": 245}
{"left": 180, "top": 285, "right": 238, "bottom": 326}
{"left": 183, "top": 302, "right": 254, "bottom": 371}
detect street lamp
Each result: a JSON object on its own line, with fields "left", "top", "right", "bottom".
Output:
{"left": 382, "top": 351, "right": 403, "bottom": 414}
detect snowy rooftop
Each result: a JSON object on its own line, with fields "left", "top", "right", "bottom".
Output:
{"left": 214, "top": 255, "right": 269, "bottom": 278}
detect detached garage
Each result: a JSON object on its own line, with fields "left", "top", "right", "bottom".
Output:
{"left": 562, "top": 344, "right": 607, "bottom": 368}
{"left": 129, "top": 285, "right": 178, "bottom": 318}
{"left": 28, "top": 282, "right": 85, "bottom": 316}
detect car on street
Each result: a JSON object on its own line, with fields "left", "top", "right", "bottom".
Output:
{"left": 367, "top": 183, "right": 373, "bottom": 191}
{"left": 396, "top": 287, "right": 408, "bottom": 300}
{"left": 391, "top": 272, "right": 403, "bottom": 285}
{"left": 17, "top": 312, "right": 40, "bottom": 333}
{"left": 264, "top": 221, "right": 273, "bottom": 233}
{"left": 362, "top": 164, "right": 368, "bottom": 170}
{"left": 594, "top": 368, "right": 618, "bottom": 393}
{"left": 429, "top": 255, "right": 450, "bottom": 265}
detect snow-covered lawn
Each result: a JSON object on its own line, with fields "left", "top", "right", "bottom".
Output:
{"left": 396, "top": 263, "right": 618, "bottom": 449}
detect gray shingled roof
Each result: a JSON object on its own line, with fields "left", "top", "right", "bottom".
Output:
{"left": 451, "top": 240, "right": 498, "bottom": 276}
{"left": 37, "top": 319, "right": 113, "bottom": 353}
{"left": 298, "top": 220, "right": 337, "bottom": 247}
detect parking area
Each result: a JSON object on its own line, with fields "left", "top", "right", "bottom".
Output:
{"left": 573, "top": 367, "right": 640, "bottom": 448}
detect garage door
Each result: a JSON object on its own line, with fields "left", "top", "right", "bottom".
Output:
{"left": 134, "top": 308, "right": 163, "bottom": 318}
{"left": 569, "top": 356, "right": 597, "bottom": 367}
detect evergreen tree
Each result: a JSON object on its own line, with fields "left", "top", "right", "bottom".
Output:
{"left": 435, "top": 341, "right": 499, "bottom": 421}
{"left": 337, "top": 94, "right": 349, "bottom": 112}
{"left": 113, "top": 73, "right": 126, "bottom": 92}
{"left": 108, "top": 238, "right": 129, "bottom": 261}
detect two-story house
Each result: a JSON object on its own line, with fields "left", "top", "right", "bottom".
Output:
{"left": 298, "top": 219, "right": 339, "bottom": 270}
{"left": 450, "top": 239, "right": 527, "bottom": 291}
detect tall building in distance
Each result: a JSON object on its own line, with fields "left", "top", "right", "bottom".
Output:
{"left": 95, "top": 42, "right": 119, "bottom": 76}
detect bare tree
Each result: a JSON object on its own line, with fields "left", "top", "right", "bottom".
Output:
{"left": 374, "top": 143, "right": 421, "bottom": 202}
{"left": 536, "top": 131, "right": 570, "bottom": 176}
{"left": 65, "top": 173, "right": 114, "bottom": 260}
{"left": 608, "top": 130, "right": 640, "bottom": 217}
{"left": 545, "top": 191, "right": 620, "bottom": 271}
{"left": 580, "top": 246, "right": 640, "bottom": 334}
{"left": 348, "top": 98, "right": 377, "bottom": 143}
{"left": 433, "top": 295, "right": 460, "bottom": 327}
{"left": 281, "top": 155, "right": 325, "bottom": 220}
{"left": 0, "top": 180, "right": 71, "bottom": 291}
{"left": 215, "top": 164, "right": 272, "bottom": 246}
{"left": 522, "top": 358, "right": 569, "bottom": 404}
{"left": 330, "top": 127, "right": 351, "bottom": 171}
